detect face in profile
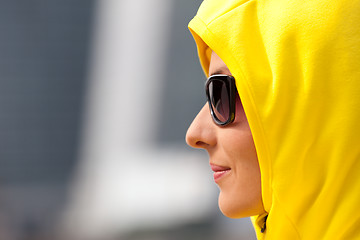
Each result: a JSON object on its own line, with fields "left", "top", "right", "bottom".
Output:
{"left": 186, "top": 51, "right": 265, "bottom": 218}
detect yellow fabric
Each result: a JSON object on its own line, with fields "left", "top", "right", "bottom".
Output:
{"left": 189, "top": 0, "right": 360, "bottom": 239}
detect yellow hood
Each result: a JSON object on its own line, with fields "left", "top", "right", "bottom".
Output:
{"left": 189, "top": 0, "right": 360, "bottom": 239}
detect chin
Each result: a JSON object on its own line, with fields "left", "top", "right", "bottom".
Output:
{"left": 218, "top": 193, "right": 264, "bottom": 218}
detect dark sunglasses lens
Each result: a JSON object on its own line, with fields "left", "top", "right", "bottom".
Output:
{"left": 209, "top": 80, "right": 230, "bottom": 123}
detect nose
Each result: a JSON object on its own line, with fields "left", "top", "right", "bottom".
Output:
{"left": 186, "top": 104, "right": 217, "bottom": 149}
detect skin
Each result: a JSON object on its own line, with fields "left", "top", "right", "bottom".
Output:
{"left": 186, "top": 51, "right": 265, "bottom": 218}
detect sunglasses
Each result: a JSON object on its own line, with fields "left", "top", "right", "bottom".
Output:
{"left": 205, "top": 74, "right": 236, "bottom": 126}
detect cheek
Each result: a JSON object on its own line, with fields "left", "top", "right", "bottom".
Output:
{"left": 228, "top": 130, "right": 259, "bottom": 190}
{"left": 218, "top": 134, "right": 262, "bottom": 218}
{"left": 217, "top": 105, "right": 263, "bottom": 217}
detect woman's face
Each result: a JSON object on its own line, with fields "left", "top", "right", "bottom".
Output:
{"left": 186, "top": 51, "right": 264, "bottom": 218}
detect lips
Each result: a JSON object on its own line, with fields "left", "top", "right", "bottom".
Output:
{"left": 210, "top": 163, "right": 231, "bottom": 183}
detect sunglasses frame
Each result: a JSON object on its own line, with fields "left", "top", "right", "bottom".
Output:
{"left": 205, "top": 74, "right": 236, "bottom": 126}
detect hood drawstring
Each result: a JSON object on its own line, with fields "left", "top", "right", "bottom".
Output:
{"left": 261, "top": 215, "right": 268, "bottom": 233}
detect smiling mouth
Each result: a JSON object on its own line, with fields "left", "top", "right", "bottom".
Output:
{"left": 210, "top": 163, "right": 231, "bottom": 183}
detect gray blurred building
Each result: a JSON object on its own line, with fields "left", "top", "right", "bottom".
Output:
{"left": 0, "top": 1, "right": 93, "bottom": 239}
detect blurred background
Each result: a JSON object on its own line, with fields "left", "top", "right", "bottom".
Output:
{"left": 0, "top": 0, "right": 256, "bottom": 239}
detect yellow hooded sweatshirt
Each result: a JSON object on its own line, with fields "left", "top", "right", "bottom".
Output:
{"left": 189, "top": 0, "right": 360, "bottom": 239}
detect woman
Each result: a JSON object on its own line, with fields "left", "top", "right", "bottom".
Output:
{"left": 185, "top": 0, "right": 360, "bottom": 239}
